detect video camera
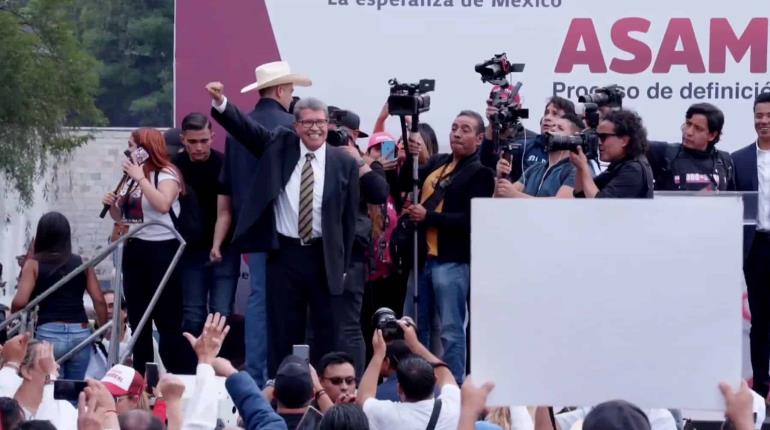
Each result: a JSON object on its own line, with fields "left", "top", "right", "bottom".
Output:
{"left": 475, "top": 53, "right": 525, "bottom": 86}
{"left": 578, "top": 85, "right": 624, "bottom": 109}
{"left": 545, "top": 131, "right": 599, "bottom": 160}
{"left": 387, "top": 79, "right": 435, "bottom": 117}
{"left": 476, "top": 53, "right": 529, "bottom": 132}
{"left": 327, "top": 109, "right": 352, "bottom": 147}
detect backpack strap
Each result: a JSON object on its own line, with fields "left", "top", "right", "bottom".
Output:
{"left": 153, "top": 170, "right": 180, "bottom": 221}
{"left": 426, "top": 398, "right": 442, "bottom": 430}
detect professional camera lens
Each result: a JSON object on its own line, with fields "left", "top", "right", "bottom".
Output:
{"left": 372, "top": 307, "right": 404, "bottom": 341}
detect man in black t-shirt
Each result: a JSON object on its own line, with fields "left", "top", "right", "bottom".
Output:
{"left": 173, "top": 112, "right": 239, "bottom": 337}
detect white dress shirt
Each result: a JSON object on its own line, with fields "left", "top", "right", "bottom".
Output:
{"left": 275, "top": 142, "right": 325, "bottom": 239}
{"left": 757, "top": 143, "right": 770, "bottom": 231}
{"left": 213, "top": 97, "right": 325, "bottom": 238}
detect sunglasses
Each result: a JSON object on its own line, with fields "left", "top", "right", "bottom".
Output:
{"left": 597, "top": 132, "right": 617, "bottom": 142}
{"left": 325, "top": 376, "right": 356, "bottom": 386}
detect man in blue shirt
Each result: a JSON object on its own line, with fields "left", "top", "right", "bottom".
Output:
{"left": 494, "top": 112, "right": 585, "bottom": 198}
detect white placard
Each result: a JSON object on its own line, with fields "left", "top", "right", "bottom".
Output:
{"left": 470, "top": 197, "right": 743, "bottom": 410}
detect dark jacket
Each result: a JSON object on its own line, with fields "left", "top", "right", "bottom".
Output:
{"left": 220, "top": 98, "right": 294, "bottom": 252}
{"left": 212, "top": 101, "right": 359, "bottom": 295}
{"left": 732, "top": 142, "right": 758, "bottom": 258}
{"left": 583, "top": 157, "right": 653, "bottom": 198}
{"left": 399, "top": 151, "right": 495, "bottom": 263}
{"left": 647, "top": 141, "right": 736, "bottom": 191}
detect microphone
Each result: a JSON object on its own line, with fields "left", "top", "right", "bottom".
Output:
{"left": 99, "top": 150, "right": 133, "bottom": 219}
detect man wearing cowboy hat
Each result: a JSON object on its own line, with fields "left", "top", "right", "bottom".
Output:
{"left": 216, "top": 61, "right": 311, "bottom": 387}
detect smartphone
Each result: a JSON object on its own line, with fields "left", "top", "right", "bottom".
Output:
{"left": 133, "top": 147, "right": 150, "bottom": 165}
{"left": 54, "top": 379, "right": 88, "bottom": 401}
{"left": 293, "top": 344, "right": 310, "bottom": 362}
{"left": 380, "top": 140, "right": 396, "bottom": 161}
{"left": 295, "top": 406, "right": 323, "bottom": 430}
{"left": 145, "top": 362, "right": 160, "bottom": 390}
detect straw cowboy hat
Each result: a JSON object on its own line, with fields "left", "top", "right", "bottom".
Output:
{"left": 240, "top": 61, "right": 312, "bottom": 94}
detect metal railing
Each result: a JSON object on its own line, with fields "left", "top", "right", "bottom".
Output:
{"left": 1, "top": 221, "right": 186, "bottom": 367}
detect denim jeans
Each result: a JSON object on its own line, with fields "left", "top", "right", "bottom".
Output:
{"left": 36, "top": 322, "right": 91, "bottom": 380}
{"left": 245, "top": 252, "right": 268, "bottom": 387}
{"left": 404, "top": 260, "right": 469, "bottom": 384}
{"left": 180, "top": 247, "right": 240, "bottom": 336}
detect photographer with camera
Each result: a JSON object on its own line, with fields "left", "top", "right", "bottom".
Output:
{"left": 647, "top": 103, "right": 735, "bottom": 191}
{"left": 399, "top": 110, "right": 495, "bottom": 384}
{"left": 495, "top": 113, "right": 586, "bottom": 198}
{"left": 571, "top": 110, "right": 654, "bottom": 198}
{"left": 358, "top": 320, "right": 460, "bottom": 430}
{"left": 480, "top": 96, "right": 576, "bottom": 181}
{"left": 326, "top": 108, "right": 390, "bottom": 377}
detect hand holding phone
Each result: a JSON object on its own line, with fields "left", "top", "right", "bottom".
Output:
{"left": 145, "top": 362, "right": 160, "bottom": 392}
{"left": 293, "top": 344, "right": 310, "bottom": 362}
{"left": 54, "top": 379, "right": 88, "bottom": 402}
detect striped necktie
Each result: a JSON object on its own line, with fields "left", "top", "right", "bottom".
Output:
{"left": 298, "top": 153, "right": 315, "bottom": 243}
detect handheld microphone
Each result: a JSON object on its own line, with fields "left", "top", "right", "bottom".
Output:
{"left": 99, "top": 149, "right": 134, "bottom": 219}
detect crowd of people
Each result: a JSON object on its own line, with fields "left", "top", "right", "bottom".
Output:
{"left": 1, "top": 57, "right": 769, "bottom": 429}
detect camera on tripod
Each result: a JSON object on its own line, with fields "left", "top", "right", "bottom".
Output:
{"left": 387, "top": 79, "right": 435, "bottom": 117}
{"left": 578, "top": 85, "right": 624, "bottom": 109}
{"left": 545, "top": 131, "right": 599, "bottom": 160}
{"left": 475, "top": 53, "right": 529, "bottom": 132}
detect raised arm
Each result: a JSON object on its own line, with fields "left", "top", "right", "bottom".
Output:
{"left": 206, "top": 82, "right": 276, "bottom": 158}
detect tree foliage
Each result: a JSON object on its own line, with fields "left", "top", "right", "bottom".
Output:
{"left": 0, "top": 0, "right": 105, "bottom": 205}
{"left": 75, "top": 0, "right": 174, "bottom": 127}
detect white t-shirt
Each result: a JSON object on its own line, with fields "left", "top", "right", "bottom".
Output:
{"left": 555, "top": 407, "right": 676, "bottom": 430}
{"left": 363, "top": 384, "right": 461, "bottom": 430}
{"left": 122, "top": 169, "right": 181, "bottom": 241}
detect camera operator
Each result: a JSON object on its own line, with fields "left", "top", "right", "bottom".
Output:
{"left": 399, "top": 110, "right": 495, "bottom": 384}
{"left": 495, "top": 113, "right": 585, "bottom": 198}
{"left": 328, "top": 108, "right": 390, "bottom": 377}
{"left": 571, "top": 110, "right": 654, "bottom": 198}
{"left": 480, "top": 97, "right": 576, "bottom": 181}
{"left": 647, "top": 103, "right": 735, "bottom": 191}
{"left": 358, "top": 321, "right": 461, "bottom": 430}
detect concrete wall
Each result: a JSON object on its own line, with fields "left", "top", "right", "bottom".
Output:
{"left": 1, "top": 128, "right": 135, "bottom": 303}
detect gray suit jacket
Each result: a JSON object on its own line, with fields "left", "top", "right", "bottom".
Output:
{"left": 211, "top": 101, "right": 359, "bottom": 295}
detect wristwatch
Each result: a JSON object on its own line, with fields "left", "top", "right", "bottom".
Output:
{"left": 356, "top": 158, "right": 366, "bottom": 168}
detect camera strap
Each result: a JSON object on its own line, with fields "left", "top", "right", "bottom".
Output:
{"left": 421, "top": 160, "right": 479, "bottom": 211}
{"left": 426, "top": 399, "right": 443, "bottom": 430}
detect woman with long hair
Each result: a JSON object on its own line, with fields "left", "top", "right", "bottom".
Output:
{"left": 12, "top": 211, "right": 108, "bottom": 380}
{"left": 101, "top": 128, "right": 195, "bottom": 374}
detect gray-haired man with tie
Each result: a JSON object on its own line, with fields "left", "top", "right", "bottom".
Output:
{"left": 206, "top": 82, "right": 359, "bottom": 376}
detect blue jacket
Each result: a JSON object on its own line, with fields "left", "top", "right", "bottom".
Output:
{"left": 225, "top": 371, "right": 287, "bottom": 430}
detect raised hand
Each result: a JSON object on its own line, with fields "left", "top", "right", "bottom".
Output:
{"left": 183, "top": 313, "right": 231, "bottom": 365}
{"left": 205, "top": 82, "right": 225, "bottom": 105}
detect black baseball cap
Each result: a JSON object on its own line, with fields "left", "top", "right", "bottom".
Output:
{"left": 274, "top": 355, "right": 313, "bottom": 408}
{"left": 330, "top": 110, "right": 369, "bottom": 138}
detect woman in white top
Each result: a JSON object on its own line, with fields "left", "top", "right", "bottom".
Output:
{"left": 101, "top": 128, "right": 195, "bottom": 375}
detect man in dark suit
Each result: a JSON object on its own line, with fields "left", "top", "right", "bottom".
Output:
{"left": 206, "top": 81, "right": 359, "bottom": 377}
{"left": 216, "top": 61, "right": 311, "bottom": 387}
{"left": 733, "top": 92, "right": 770, "bottom": 398}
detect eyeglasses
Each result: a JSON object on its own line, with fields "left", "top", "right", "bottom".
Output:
{"left": 298, "top": 119, "right": 329, "bottom": 129}
{"left": 597, "top": 133, "right": 617, "bottom": 142}
{"left": 325, "top": 376, "right": 356, "bottom": 386}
